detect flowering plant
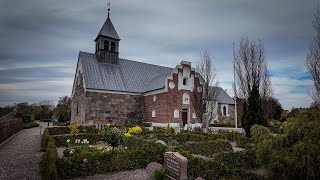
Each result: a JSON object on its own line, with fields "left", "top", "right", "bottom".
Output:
{"left": 128, "top": 126, "right": 142, "bottom": 135}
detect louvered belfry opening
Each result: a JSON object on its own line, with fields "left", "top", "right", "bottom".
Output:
{"left": 94, "top": 12, "right": 120, "bottom": 65}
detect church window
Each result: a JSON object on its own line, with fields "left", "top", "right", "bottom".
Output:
{"left": 104, "top": 40, "right": 109, "bottom": 50}
{"left": 111, "top": 42, "right": 116, "bottom": 52}
{"left": 223, "top": 106, "right": 227, "bottom": 117}
{"left": 76, "top": 103, "right": 79, "bottom": 115}
{"left": 183, "top": 78, "right": 187, "bottom": 85}
{"left": 152, "top": 110, "right": 156, "bottom": 118}
{"left": 153, "top": 95, "right": 156, "bottom": 102}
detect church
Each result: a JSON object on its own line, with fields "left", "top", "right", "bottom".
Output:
{"left": 70, "top": 8, "right": 235, "bottom": 129}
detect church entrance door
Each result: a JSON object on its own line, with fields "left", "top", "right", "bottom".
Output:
{"left": 182, "top": 109, "right": 188, "bottom": 126}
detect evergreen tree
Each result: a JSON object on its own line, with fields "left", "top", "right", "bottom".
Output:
{"left": 242, "top": 84, "right": 267, "bottom": 137}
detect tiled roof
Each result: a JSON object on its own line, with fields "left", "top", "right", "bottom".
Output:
{"left": 79, "top": 51, "right": 173, "bottom": 93}
{"left": 95, "top": 17, "right": 120, "bottom": 40}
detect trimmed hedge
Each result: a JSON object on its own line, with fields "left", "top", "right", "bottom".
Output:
{"left": 0, "top": 116, "right": 23, "bottom": 144}
{"left": 214, "top": 149, "right": 259, "bottom": 169}
{"left": 47, "top": 127, "right": 70, "bottom": 135}
{"left": 56, "top": 142, "right": 166, "bottom": 179}
{"left": 175, "top": 139, "right": 233, "bottom": 158}
{"left": 40, "top": 135, "right": 58, "bottom": 180}
{"left": 223, "top": 132, "right": 252, "bottom": 148}
{"left": 52, "top": 134, "right": 100, "bottom": 147}
{"left": 47, "top": 126, "right": 99, "bottom": 136}
{"left": 41, "top": 129, "right": 50, "bottom": 151}
{"left": 183, "top": 153, "right": 263, "bottom": 180}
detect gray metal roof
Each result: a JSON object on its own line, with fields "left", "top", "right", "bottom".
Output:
{"left": 79, "top": 52, "right": 173, "bottom": 93}
{"left": 96, "top": 17, "right": 120, "bottom": 40}
{"left": 216, "top": 87, "right": 235, "bottom": 104}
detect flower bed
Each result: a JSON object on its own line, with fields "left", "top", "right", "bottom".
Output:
{"left": 56, "top": 141, "right": 166, "bottom": 179}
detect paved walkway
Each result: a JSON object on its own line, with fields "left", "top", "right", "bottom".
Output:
{"left": 0, "top": 122, "right": 52, "bottom": 180}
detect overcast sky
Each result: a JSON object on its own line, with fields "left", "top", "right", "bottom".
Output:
{"left": 0, "top": 0, "right": 318, "bottom": 109}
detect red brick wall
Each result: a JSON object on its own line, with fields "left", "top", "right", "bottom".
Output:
{"left": 144, "top": 63, "right": 201, "bottom": 125}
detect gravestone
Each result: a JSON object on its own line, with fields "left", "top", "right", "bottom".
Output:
{"left": 164, "top": 152, "right": 188, "bottom": 180}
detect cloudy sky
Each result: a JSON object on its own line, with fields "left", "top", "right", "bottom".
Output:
{"left": 0, "top": 0, "right": 318, "bottom": 109}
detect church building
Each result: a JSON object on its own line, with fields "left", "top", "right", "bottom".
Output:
{"left": 71, "top": 8, "right": 235, "bottom": 128}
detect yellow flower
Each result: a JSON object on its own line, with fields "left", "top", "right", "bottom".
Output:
{"left": 124, "top": 133, "right": 132, "bottom": 137}
{"left": 128, "top": 126, "right": 142, "bottom": 134}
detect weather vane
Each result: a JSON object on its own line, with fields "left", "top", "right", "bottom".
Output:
{"left": 107, "top": 2, "right": 111, "bottom": 18}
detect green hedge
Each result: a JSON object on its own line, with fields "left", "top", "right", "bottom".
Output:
{"left": 223, "top": 132, "right": 252, "bottom": 148}
{"left": 0, "top": 115, "right": 23, "bottom": 144}
{"left": 56, "top": 142, "right": 166, "bottom": 179}
{"left": 41, "top": 129, "right": 50, "bottom": 151}
{"left": 47, "top": 127, "right": 70, "bottom": 135}
{"left": 183, "top": 153, "right": 263, "bottom": 180}
{"left": 214, "top": 149, "right": 259, "bottom": 169}
{"left": 47, "top": 126, "right": 99, "bottom": 136}
{"left": 52, "top": 134, "right": 101, "bottom": 147}
{"left": 23, "top": 121, "right": 39, "bottom": 129}
{"left": 40, "top": 135, "right": 58, "bottom": 180}
{"left": 174, "top": 139, "right": 233, "bottom": 158}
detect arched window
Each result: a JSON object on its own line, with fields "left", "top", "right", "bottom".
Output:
{"left": 76, "top": 103, "right": 79, "bottom": 115}
{"left": 223, "top": 106, "right": 227, "bottom": 117}
{"left": 111, "top": 42, "right": 116, "bottom": 52}
{"left": 104, "top": 40, "right": 109, "bottom": 50}
{"left": 183, "top": 78, "right": 187, "bottom": 85}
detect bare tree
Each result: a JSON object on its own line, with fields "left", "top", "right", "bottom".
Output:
{"left": 306, "top": 6, "right": 320, "bottom": 108}
{"left": 234, "top": 37, "right": 273, "bottom": 100}
{"left": 191, "top": 50, "right": 219, "bottom": 129}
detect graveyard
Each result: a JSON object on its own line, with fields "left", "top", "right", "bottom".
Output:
{"left": 41, "top": 121, "right": 262, "bottom": 180}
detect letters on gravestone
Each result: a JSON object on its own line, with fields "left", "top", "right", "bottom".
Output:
{"left": 164, "top": 152, "right": 188, "bottom": 180}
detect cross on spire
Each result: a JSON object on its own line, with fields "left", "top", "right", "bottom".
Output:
{"left": 107, "top": 2, "right": 111, "bottom": 18}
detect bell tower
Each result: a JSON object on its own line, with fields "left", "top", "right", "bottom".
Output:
{"left": 95, "top": 3, "right": 120, "bottom": 64}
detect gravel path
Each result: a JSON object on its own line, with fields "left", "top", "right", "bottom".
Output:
{"left": 73, "top": 169, "right": 152, "bottom": 180}
{"left": 0, "top": 125, "right": 45, "bottom": 180}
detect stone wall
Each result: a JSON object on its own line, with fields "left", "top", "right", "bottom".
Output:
{"left": 217, "top": 104, "right": 235, "bottom": 125}
{"left": 85, "top": 91, "right": 143, "bottom": 125}
{"left": 71, "top": 73, "right": 86, "bottom": 124}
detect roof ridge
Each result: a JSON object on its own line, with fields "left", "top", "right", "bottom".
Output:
{"left": 119, "top": 58, "right": 174, "bottom": 70}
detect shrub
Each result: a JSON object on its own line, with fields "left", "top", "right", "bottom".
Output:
{"left": 154, "top": 169, "right": 167, "bottom": 180}
{"left": 187, "top": 155, "right": 229, "bottom": 180}
{"left": 174, "top": 139, "right": 233, "bottom": 158}
{"left": 40, "top": 136, "right": 58, "bottom": 180}
{"left": 52, "top": 134, "right": 100, "bottom": 147}
{"left": 47, "top": 126, "right": 99, "bottom": 135}
{"left": 0, "top": 116, "right": 23, "bottom": 144}
{"left": 214, "top": 149, "right": 259, "bottom": 169}
{"left": 69, "top": 120, "right": 79, "bottom": 135}
{"left": 41, "top": 128, "right": 50, "bottom": 151}
{"left": 47, "top": 127, "right": 70, "bottom": 135}
{"left": 56, "top": 142, "right": 166, "bottom": 179}
{"left": 142, "top": 122, "right": 152, "bottom": 127}
{"left": 255, "top": 109, "right": 320, "bottom": 179}
{"left": 127, "top": 126, "right": 142, "bottom": 135}
{"left": 209, "top": 123, "right": 235, "bottom": 127}
{"left": 23, "top": 121, "right": 39, "bottom": 129}
{"left": 223, "top": 132, "right": 252, "bottom": 148}
{"left": 99, "top": 126, "right": 125, "bottom": 147}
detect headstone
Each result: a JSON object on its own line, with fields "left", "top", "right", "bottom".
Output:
{"left": 156, "top": 140, "right": 167, "bottom": 146}
{"left": 164, "top": 152, "right": 188, "bottom": 180}
{"left": 146, "top": 162, "right": 163, "bottom": 174}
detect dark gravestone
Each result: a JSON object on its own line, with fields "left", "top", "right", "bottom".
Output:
{"left": 164, "top": 152, "right": 188, "bottom": 180}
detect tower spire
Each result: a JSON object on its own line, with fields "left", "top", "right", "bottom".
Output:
{"left": 107, "top": 2, "right": 110, "bottom": 18}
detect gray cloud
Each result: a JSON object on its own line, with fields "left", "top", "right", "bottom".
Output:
{"left": 0, "top": 0, "right": 318, "bottom": 108}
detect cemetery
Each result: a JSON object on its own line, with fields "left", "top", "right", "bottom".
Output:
{"left": 40, "top": 120, "right": 262, "bottom": 180}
